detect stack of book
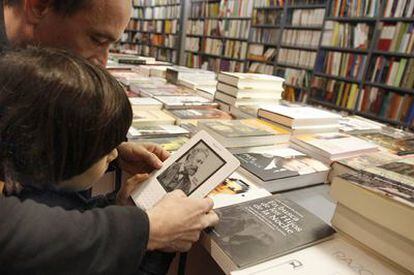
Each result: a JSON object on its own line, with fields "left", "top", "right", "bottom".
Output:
{"left": 290, "top": 132, "right": 379, "bottom": 164}
{"left": 331, "top": 157, "right": 414, "bottom": 272}
{"left": 214, "top": 72, "right": 284, "bottom": 112}
{"left": 257, "top": 104, "right": 342, "bottom": 135}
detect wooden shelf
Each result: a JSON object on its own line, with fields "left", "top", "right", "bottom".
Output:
{"left": 364, "top": 82, "right": 414, "bottom": 95}
{"left": 313, "top": 72, "right": 361, "bottom": 84}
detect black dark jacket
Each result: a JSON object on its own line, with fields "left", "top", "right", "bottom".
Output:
{"left": 0, "top": 2, "right": 150, "bottom": 274}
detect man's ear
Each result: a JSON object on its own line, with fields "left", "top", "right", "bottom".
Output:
{"left": 23, "top": 0, "right": 54, "bottom": 25}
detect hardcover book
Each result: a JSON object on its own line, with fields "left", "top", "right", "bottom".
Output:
{"left": 204, "top": 195, "right": 335, "bottom": 273}
{"left": 235, "top": 147, "right": 329, "bottom": 192}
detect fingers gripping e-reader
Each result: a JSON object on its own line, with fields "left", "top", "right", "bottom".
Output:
{"left": 131, "top": 130, "right": 240, "bottom": 210}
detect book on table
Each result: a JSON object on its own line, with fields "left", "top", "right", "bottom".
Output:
{"left": 235, "top": 147, "right": 330, "bottom": 193}
{"left": 290, "top": 132, "right": 378, "bottom": 164}
{"left": 131, "top": 136, "right": 189, "bottom": 153}
{"left": 131, "top": 110, "right": 176, "bottom": 127}
{"left": 202, "top": 195, "right": 335, "bottom": 274}
{"left": 218, "top": 72, "right": 285, "bottom": 90}
{"left": 155, "top": 96, "right": 219, "bottom": 110}
{"left": 127, "top": 125, "right": 189, "bottom": 139}
{"left": 198, "top": 119, "right": 290, "bottom": 148}
{"left": 166, "top": 108, "right": 233, "bottom": 126}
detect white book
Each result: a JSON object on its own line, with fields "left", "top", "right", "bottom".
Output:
{"left": 218, "top": 72, "right": 285, "bottom": 90}
{"left": 258, "top": 105, "right": 341, "bottom": 128}
{"left": 291, "top": 133, "right": 378, "bottom": 162}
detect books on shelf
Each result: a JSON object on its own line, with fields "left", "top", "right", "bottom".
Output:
{"left": 329, "top": 0, "right": 379, "bottom": 17}
{"left": 315, "top": 51, "right": 367, "bottom": 80}
{"left": 282, "top": 29, "right": 321, "bottom": 48}
{"left": 383, "top": 0, "right": 414, "bottom": 18}
{"left": 132, "top": 109, "right": 176, "bottom": 127}
{"left": 377, "top": 22, "right": 414, "bottom": 53}
{"left": 166, "top": 108, "right": 233, "bottom": 125}
{"left": 207, "top": 172, "right": 271, "bottom": 209}
{"left": 357, "top": 87, "right": 414, "bottom": 125}
{"left": 277, "top": 49, "right": 317, "bottom": 69}
{"left": 311, "top": 77, "right": 360, "bottom": 111}
{"left": 250, "top": 29, "right": 280, "bottom": 44}
{"left": 235, "top": 146, "right": 330, "bottom": 193}
{"left": 322, "top": 21, "right": 372, "bottom": 49}
{"left": 253, "top": 8, "right": 283, "bottom": 25}
{"left": 290, "top": 132, "right": 378, "bottom": 163}
{"left": 247, "top": 45, "right": 277, "bottom": 62}
{"left": 198, "top": 119, "right": 290, "bottom": 148}
{"left": 220, "top": 0, "right": 254, "bottom": 18}
{"left": 288, "top": 8, "right": 325, "bottom": 27}
{"left": 367, "top": 57, "right": 414, "bottom": 89}
{"left": 128, "top": 124, "right": 189, "bottom": 139}
{"left": 257, "top": 105, "right": 341, "bottom": 128}
{"left": 224, "top": 41, "right": 248, "bottom": 60}
{"left": 203, "top": 195, "right": 335, "bottom": 274}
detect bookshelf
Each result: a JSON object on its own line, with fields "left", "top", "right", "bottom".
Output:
{"left": 245, "top": 1, "right": 283, "bottom": 76}
{"left": 274, "top": 0, "right": 326, "bottom": 103}
{"left": 184, "top": 0, "right": 253, "bottom": 72}
{"left": 245, "top": 0, "right": 327, "bottom": 103}
{"left": 309, "top": 0, "right": 414, "bottom": 129}
{"left": 119, "top": 0, "right": 183, "bottom": 63}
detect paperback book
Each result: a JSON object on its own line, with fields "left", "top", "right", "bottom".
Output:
{"left": 235, "top": 147, "right": 330, "bottom": 193}
{"left": 204, "top": 195, "right": 335, "bottom": 273}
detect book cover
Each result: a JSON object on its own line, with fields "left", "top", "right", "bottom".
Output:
{"left": 209, "top": 195, "right": 335, "bottom": 269}
{"left": 235, "top": 148, "right": 329, "bottom": 182}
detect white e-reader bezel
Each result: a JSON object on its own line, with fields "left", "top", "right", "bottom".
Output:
{"left": 131, "top": 130, "right": 240, "bottom": 210}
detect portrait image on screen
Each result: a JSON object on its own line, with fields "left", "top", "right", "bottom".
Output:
{"left": 157, "top": 140, "right": 226, "bottom": 195}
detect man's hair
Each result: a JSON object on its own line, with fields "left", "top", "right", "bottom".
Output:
{"left": 0, "top": 47, "right": 132, "bottom": 189}
{"left": 4, "top": 0, "right": 90, "bottom": 15}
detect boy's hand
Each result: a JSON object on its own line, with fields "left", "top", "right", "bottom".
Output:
{"left": 117, "top": 142, "right": 170, "bottom": 174}
{"left": 116, "top": 174, "right": 149, "bottom": 206}
{"left": 146, "top": 190, "right": 219, "bottom": 252}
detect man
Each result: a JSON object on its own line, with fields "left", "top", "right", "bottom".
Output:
{"left": 0, "top": 0, "right": 219, "bottom": 274}
{"left": 158, "top": 148, "right": 209, "bottom": 194}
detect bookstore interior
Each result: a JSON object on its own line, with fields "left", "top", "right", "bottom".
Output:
{"left": 2, "top": 0, "right": 413, "bottom": 274}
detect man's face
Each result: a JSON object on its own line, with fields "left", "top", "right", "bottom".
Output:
{"left": 33, "top": 0, "right": 131, "bottom": 66}
{"left": 183, "top": 152, "right": 208, "bottom": 176}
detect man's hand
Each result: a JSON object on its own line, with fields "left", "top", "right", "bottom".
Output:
{"left": 146, "top": 190, "right": 219, "bottom": 252}
{"left": 117, "top": 142, "right": 170, "bottom": 174}
{"left": 116, "top": 174, "right": 150, "bottom": 206}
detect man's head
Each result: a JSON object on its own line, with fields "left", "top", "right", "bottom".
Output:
{"left": 3, "top": 0, "right": 132, "bottom": 66}
{"left": 183, "top": 148, "right": 209, "bottom": 176}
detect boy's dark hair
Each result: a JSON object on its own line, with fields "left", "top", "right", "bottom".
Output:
{"left": 4, "top": 0, "right": 90, "bottom": 15}
{"left": 0, "top": 47, "right": 132, "bottom": 189}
